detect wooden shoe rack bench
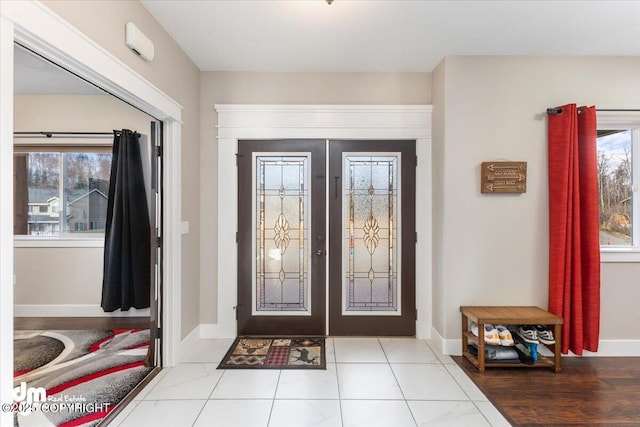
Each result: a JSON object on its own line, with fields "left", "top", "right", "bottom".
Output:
{"left": 460, "top": 306, "right": 563, "bottom": 373}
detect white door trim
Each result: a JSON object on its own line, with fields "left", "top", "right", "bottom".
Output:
{"left": 215, "top": 104, "right": 432, "bottom": 338}
{"left": 0, "top": 14, "right": 16, "bottom": 421}
{"left": 0, "top": 4, "right": 183, "bottom": 416}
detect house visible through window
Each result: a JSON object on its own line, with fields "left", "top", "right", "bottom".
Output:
{"left": 14, "top": 149, "right": 112, "bottom": 237}
{"left": 597, "top": 128, "right": 637, "bottom": 248}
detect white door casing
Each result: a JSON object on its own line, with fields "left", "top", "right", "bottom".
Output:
{"left": 215, "top": 105, "right": 432, "bottom": 338}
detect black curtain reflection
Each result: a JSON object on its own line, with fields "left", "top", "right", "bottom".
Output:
{"left": 101, "top": 129, "right": 150, "bottom": 311}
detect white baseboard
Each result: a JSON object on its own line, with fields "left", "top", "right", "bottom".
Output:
{"left": 199, "top": 323, "right": 218, "bottom": 339}
{"left": 177, "top": 323, "right": 220, "bottom": 363}
{"left": 431, "top": 326, "right": 640, "bottom": 357}
{"left": 431, "top": 327, "right": 462, "bottom": 356}
{"left": 178, "top": 324, "right": 201, "bottom": 362}
{"left": 14, "top": 304, "right": 150, "bottom": 317}
{"left": 574, "top": 340, "right": 640, "bottom": 357}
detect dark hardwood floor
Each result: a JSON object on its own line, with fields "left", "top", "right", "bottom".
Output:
{"left": 14, "top": 316, "right": 150, "bottom": 330}
{"left": 453, "top": 356, "right": 640, "bottom": 426}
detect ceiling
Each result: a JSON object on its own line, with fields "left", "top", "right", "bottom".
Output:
{"left": 141, "top": 0, "right": 640, "bottom": 72}
{"left": 14, "top": 45, "right": 104, "bottom": 94}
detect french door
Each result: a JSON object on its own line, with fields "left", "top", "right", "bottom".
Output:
{"left": 237, "top": 139, "right": 415, "bottom": 336}
{"left": 237, "top": 140, "right": 326, "bottom": 335}
{"left": 329, "top": 140, "right": 416, "bottom": 336}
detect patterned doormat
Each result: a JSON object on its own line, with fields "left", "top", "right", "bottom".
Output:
{"left": 218, "top": 336, "right": 326, "bottom": 369}
{"left": 14, "top": 329, "right": 153, "bottom": 427}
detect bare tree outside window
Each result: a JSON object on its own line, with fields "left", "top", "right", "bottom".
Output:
{"left": 597, "top": 130, "right": 632, "bottom": 246}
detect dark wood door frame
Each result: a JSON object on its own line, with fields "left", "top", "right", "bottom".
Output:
{"left": 148, "top": 120, "right": 162, "bottom": 366}
{"left": 328, "top": 140, "right": 416, "bottom": 336}
{"left": 237, "top": 139, "right": 326, "bottom": 335}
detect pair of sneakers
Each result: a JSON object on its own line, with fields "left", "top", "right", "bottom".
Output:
{"left": 517, "top": 324, "right": 555, "bottom": 345}
{"left": 471, "top": 323, "right": 514, "bottom": 346}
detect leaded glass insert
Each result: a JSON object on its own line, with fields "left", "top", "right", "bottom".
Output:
{"left": 343, "top": 154, "right": 401, "bottom": 314}
{"left": 254, "top": 155, "right": 310, "bottom": 314}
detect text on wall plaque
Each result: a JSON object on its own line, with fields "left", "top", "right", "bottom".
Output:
{"left": 481, "top": 161, "right": 527, "bottom": 194}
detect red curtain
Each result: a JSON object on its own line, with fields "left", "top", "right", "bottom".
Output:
{"left": 548, "top": 104, "right": 601, "bottom": 355}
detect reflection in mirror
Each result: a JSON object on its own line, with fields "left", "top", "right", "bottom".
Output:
{"left": 14, "top": 44, "right": 104, "bottom": 95}
{"left": 12, "top": 43, "right": 160, "bottom": 427}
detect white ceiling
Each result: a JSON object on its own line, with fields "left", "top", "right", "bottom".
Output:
{"left": 14, "top": 45, "right": 104, "bottom": 94}
{"left": 141, "top": 0, "right": 640, "bottom": 72}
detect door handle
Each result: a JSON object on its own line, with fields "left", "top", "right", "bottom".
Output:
{"left": 314, "top": 249, "right": 325, "bottom": 257}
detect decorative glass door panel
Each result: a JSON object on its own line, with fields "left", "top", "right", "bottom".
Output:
{"left": 343, "top": 154, "right": 401, "bottom": 315}
{"left": 253, "top": 154, "right": 311, "bottom": 315}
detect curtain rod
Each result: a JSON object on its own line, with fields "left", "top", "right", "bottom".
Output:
{"left": 597, "top": 109, "right": 640, "bottom": 112}
{"left": 547, "top": 108, "right": 640, "bottom": 115}
{"left": 14, "top": 131, "right": 115, "bottom": 139}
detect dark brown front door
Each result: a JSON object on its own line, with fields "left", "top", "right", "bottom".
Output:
{"left": 328, "top": 140, "right": 416, "bottom": 336}
{"left": 237, "top": 140, "right": 326, "bottom": 335}
{"left": 237, "top": 139, "right": 416, "bottom": 336}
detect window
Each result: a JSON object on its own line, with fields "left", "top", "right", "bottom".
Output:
{"left": 597, "top": 129, "right": 632, "bottom": 246}
{"left": 14, "top": 148, "right": 112, "bottom": 238}
{"left": 597, "top": 112, "right": 640, "bottom": 261}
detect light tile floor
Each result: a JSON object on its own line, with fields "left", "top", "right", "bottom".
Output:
{"left": 111, "top": 338, "right": 511, "bottom": 427}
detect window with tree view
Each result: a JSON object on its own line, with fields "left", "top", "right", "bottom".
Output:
{"left": 597, "top": 129, "right": 633, "bottom": 247}
{"left": 14, "top": 150, "right": 112, "bottom": 237}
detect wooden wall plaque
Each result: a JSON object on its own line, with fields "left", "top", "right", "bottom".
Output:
{"left": 481, "top": 161, "right": 527, "bottom": 194}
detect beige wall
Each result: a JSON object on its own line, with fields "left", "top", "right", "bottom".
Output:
{"left": 431, "top": 59, "right": 447, "bottom": 335}
{"left": 199, "top": 71, "right": 432, "bottom": 325}
{"left": 42, "top": 1, "right": 201, "bottom": 339}
{"left": 14, "top": 94, "right": 151, "bottom": 132}
{"left": 14, "top": 249, "right": 103, "bottom": 305}
{"left": 435, "top": 56, "right": 640, "bottom": 342}
{"left": 14, "top": 94, "right": 152, "bottom": 307}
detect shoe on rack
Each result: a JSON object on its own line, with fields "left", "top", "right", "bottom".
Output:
{"left": 517, "top": 325, "right": 539, "bottom": 344}
{"left": 495, "top": 325, "right": 515, "bottom": 346}
{"left": 534, "top": 325, "right": 556, "bottom": 345}
{"left": 471, "top": 322, "right": 501, "bottom": 346}
{"left": 514, "top": 343, "right": 535, "bottom": 365}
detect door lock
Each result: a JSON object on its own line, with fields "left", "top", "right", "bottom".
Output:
{"left": 314, "top": 249, "right": 325, "bottom": 257}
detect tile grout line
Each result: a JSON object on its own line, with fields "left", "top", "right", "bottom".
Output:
{"left": 112, "top": 398, "right": 141, "bottom": 427}
{"left": 136, "top": 367, "right": 168, "bottom": 400}
{"left": 207, "top": 367, "right": 227, "bottom": 399}
{"left": 190, "top": 401, "right": 208, "bottom": 427}
{"left": 442, "top": 363, "right": 495, "bottom": 426}
{"left": 379, "top": 338, "right": 419, "bottom": 427}
{"left": 193, "top": 361, "right": 227, "bottom": 426}
{"left": 334, "top": 341, "right": 345, "bottom": 426}
{"left": 471, "top": 401, "right": 499, "bottom": 427}
{"left": 266, "top": 370, "right": 282, "bottom": 427}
